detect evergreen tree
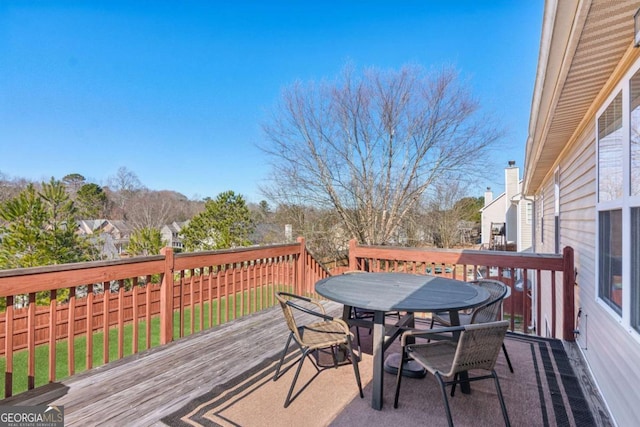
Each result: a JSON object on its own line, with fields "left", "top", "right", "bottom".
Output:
{"left": 181, "top": 190, "right": 254, "bottom": 251}
{"left": 76, "top": 183, "right": 108, "bottom": 218}
{"left": 0, "top": 179, "right": 97, "bottom": 269}
{"left": 128, "top": 227, "right": 164, "bottom": 256}
{"left": 0, "top": 184, "right": 48, "bottom": 268}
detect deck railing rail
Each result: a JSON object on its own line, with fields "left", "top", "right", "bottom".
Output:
{"left": 346, "top": 239, "right": 575, "bottom": 343}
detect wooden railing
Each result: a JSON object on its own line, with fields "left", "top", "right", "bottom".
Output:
{"left": 0, "top": 237, "right": 329, "bottom": 398}
{"left": 347, "top": 239, "right": 576, "bottom": 342}
{"left": 0, "top": 236, "right": 576, "bottom": 400}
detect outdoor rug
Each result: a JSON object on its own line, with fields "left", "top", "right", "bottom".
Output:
{"left": 161, "top": 349, "right": 373, "bottom": 427}
{"left": 162, "top": 333, "right": 596, "bottom": 427}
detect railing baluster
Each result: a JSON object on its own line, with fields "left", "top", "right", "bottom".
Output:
{"left": 5, "top": 295, "right": 14, "bottom": 398}
{"left": 27, "top": 292, "right": 35, "bottom": 390}
{"left": 86, "top": 284, "right": 94, "bottom": 370}
{"left": 189, "top": 269, "right": 194, "bottom": 335}
{"left": 132, "top": 277, "right": 139, "bottom": 354}
{"left": 48, "top": 289, "right": 56, "bottom": 383}
{"left": 68, "top": 287, "right": 76, "bottom": 375}
{"left": 117, "top": 280, "right": 124, "bottom": 359}
{"left": 145, "top": 277, "right": 152, "bottom": 350}
{"left": 536, "top": 270, "right": 542, "bottom": 336}
{"left": 102, "top": 282, "right": 110, "bottom": 365}
{"left": 551, "top": 273, "right": 557, "bottom": 337}
{"left": 199, "top": 268, "right": 204, "bottom": 332}
{"left": 239, "top": 265, "right": 245, "bottom": 317}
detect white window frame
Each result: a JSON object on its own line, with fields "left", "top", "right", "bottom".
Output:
{"left": 595, "top": 58, "right": 640, "bottom": 340}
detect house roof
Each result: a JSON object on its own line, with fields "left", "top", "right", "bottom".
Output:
{"left": 480, "top": 179, "right": 524, "bottom": 212}
{"left": 523, "top": 0, "right": 640, "bottom": 194}
{"left": 480, "top": 191, "right": 505, "bottom": 212}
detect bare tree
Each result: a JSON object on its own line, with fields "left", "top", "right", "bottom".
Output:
{"left": 424, "top": 179, "right": 479, "bottom": 248}
{"left": 106, "top": 167, "right": 144, "bottom": 220}
{"left": 260, "top": 64, "right": 503, "bottom": 245}
{"left": 126, "top": 190, "right": 193, "bottom": 230}
{"left": 62, "top": 173, "right": 86, "bottom": 198}
{"left": 0, "top": 172, "right": 31, "bottom": 204}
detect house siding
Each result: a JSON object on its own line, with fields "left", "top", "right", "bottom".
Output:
{"left": 481, "top": 195, "right": 505, "bottom": 247}
{"left": 536, "top": 118, "right": 640, "bottom": 426}
{"left": 517, "top": 199, "right": 533, "bottom": 252}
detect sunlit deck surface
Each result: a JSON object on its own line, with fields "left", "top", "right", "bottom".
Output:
{"left": 1, "top": 302, "right": 611, "bottom": 426}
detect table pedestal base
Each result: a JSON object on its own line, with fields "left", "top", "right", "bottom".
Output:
{"left": 383, "top": 352, "right": 426, "bottom": 378}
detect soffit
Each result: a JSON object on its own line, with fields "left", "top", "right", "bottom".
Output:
{"left": 523, "top": 0, "right": 640, "bottom": 194}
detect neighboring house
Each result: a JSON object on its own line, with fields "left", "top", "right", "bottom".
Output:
{"left": 76, "top": 219, "right": 104, "bottom": 236}
{"left": 480, "top": 161, "right": 533, "bottom": 252}
{"left": 160, "top": 221, "right": 188, "bottom": 251}
{"left": 77, "top": 219, "right": 132, "bottom": 258}
{"left": 524, "top": 1, "right": 640, "bottom": 425}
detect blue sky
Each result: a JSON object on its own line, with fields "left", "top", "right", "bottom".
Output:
{"left": 0, "top": 1, "right": 543, "bottom": 203}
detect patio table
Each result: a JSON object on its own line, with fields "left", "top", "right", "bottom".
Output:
{"left": 315, "top": 272, "right": 490, "bottom": 410}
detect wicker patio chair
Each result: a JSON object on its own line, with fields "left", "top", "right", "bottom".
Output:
{"left": 430, "top": 279, "right": 514, "bottom": 373}
{"left": 393, "top": 320, "right": 511, "bottom": 427}
{"left": 272, "top": 291, "right": 364, "bottom": 408}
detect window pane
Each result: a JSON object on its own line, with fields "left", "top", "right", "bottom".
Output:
{"left": 598, "top": 93, "right": 623, "bottom": 201}
{"left": 599, "top": 210, "right": 623, "bottom": 314}
{"left": 631, "top": 73, "right": 640, "bottom": 196}
{"left": 632, "top": 208, "right": 640, "bottom": 333}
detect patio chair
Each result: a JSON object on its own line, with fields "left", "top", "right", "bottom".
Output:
{"left": 272, "top": 291, "right": 364, "bottom": 408}
{"left": 393, "top": 320, "right": 511, "bottom": 427}
{"left": 430, "top": 279, "right": 514, "bottom": 373}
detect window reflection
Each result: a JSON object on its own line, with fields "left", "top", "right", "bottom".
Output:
{"left": 632, "top": 208, "right": 640, "bottom": 333}
{"left": 599, "top": 210, "right": 623, "bottom": 314}
{"left": 598, "top": 93, "right": 623, "bottom": 201}
{"left": 631, "top": 72, "right": 640, "bottom": 196}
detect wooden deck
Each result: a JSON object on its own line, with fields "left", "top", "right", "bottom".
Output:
{"left": 0, "top": 301, "right": 612, "bottom": 427}
{"left": 0, "top": 301, "right": 339, "bottom": 426}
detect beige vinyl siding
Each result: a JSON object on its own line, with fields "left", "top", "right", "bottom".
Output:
{"left": 560, "top": 121, "right": 640, "bottom": 427}
{"left": 538, "top": 182, "right": 555, "bottom": 253}
{"left": 534, "top": 179, "right": 560, "bottom": 337}
{"left": 517, "top": 200, "right": 533, "bottom": 252}
{"left": 481, "top": 195, "right": 506, "bottom": 247}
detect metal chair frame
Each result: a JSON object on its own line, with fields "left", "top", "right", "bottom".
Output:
{"left": 273, "top": 291, "right": 364, "bottom": 408}
{"left": 394, "top": 321, "right": 511, "bottom": 427}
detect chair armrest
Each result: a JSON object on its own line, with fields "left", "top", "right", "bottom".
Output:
{"left": 400, "top": 325, "right": 465, "bottom": 345}
{"left": 285, "top": 300, "right": 334, "bottom": 322}
{"left": 278, "top": 291, "right": 327, "bottom": 314}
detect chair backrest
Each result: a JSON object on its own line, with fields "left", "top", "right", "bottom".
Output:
{"left": 448, "top": 320, "right": 509, "bottom": 375}
{"left": 275, "top": 291, "right": 329, "bottom": 343}
{"left": 275, "top": 292, "right": 304, "bottom": 341}
{"left": 471, "top": 279, "right": 509, "bottom": 324}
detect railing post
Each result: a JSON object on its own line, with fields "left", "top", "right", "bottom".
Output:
{"left": 349, "top": 239, "right": 357, "bottom": 270}
{"left": 160, "top": 247, "right": 174, "bottom": 345}
{"left": 296, "top": 237, "right": 306, "bottom": 295}
{"left": 562, "top": 246, "right": 575, "bottom": 341}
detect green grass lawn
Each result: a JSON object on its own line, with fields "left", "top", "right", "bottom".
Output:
{"left": 0, "top": 286, "right": 282, "bottom": 397}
